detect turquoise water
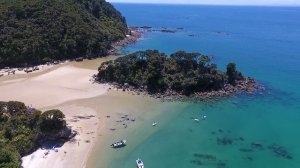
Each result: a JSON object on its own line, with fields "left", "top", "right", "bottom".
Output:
{"left": 106, "top": 4, "right": 300, "bottom": 168}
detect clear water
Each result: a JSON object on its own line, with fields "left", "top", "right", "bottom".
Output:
{"left": 104, "top": 4, "right": 300, "bottom": 168}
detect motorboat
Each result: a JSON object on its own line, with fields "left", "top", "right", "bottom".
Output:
{"left": 111, "top": 140, "right": 126, "bottom": 148}
{"left": 152, "top": 122, "right": 158, "bottom": 126}
{"left": 136, "top": 158, "right": 144, "bottom": 168}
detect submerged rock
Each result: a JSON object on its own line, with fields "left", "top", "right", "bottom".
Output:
{"left": 190, "top": 160, "right": 203, "bottom": 165}
{"left": 239, "top": 148, "right": 253, "bottom": 152}
{"left": 268, "top": 144, "right": 293, "bottom": 160}
{"left": 251, "top": 142, "right": 264, "bottom": 150}
{"left": 244, "top": 156, "right": 254, "bottom": 161}
{"left": 193, "top": 153, "right": 217, "bottom": 161}
{"left": 216, "top": 161, "right": 227, "bottom": 168}
{"left": 217, "top": 138, "right": 233, "bottom": 145}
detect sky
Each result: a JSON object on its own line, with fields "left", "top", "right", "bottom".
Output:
{"left": 107, "top": 0, "right": 300, "bottom": 6}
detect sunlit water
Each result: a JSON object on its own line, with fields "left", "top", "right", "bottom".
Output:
{"left": 97, "top": 4, "right": 300, "bottom": 168}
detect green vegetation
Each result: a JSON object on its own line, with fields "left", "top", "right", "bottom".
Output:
{"left": 39, "top": 110, "right": 66, "bottom": 133}
{"left": 0, "top": 101, "right": 68, "bottom": 167}
{"left": 226, "top": 62, "right": 244, "bottom": 85}
{"left": 97, "top": 50, "right": 244, "bottom": 95}
{"left": 0, "top": 0, "right": 127, "bottom": 68}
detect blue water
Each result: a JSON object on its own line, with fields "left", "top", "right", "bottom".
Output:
{"left": 107, "top": 4, "right": 300, "bottom": 168}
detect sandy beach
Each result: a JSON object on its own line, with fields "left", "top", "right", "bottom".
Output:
{"left": 0, "top": 56, "right": 167, "bottom": 168}
{"left": 22, "top": 105, "right": 99, "bottom": 168}
{"left": 0, "top": 28, "right": 144, "bottom": 168}
{"left": 0, "top": 64, "right": 109, "bottom": 108}
{"left": 0, "top": 60, "right": 110, "bottom": 168}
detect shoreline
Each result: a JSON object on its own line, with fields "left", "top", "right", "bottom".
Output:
{"left": 0, "top": 27, "right": 142, "bottom": 78}
{"left": 0, "top": 63, "right": 110, "bottom": 168}
{"left": 108, "top": 27, "right": 142, "bottom": 55}
{"left": 81, "top": 90, "right": 187, "bottom": 168}
{"left": 22, "top": 105, "right": 100, "bottom": 168}
{"left": 0, "top": 27, "right": 143, "bottom": 168}
{"left": 96, "top": 77, "right": 266, "bottom": 102}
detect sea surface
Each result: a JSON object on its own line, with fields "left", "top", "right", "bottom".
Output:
{"left": 97, "top": 4, "right": 300, "bottom": 168}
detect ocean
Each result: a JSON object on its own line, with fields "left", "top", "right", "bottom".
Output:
{"left": 96, "top": 4, "right": 300, "bottom": 168}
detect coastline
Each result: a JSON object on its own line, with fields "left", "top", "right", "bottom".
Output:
{"left": 0, "top": 63, "right": 109, "bottom": 168}
{"left": 97, "top": 77, "right": 265, "bottom": 102}
{"left": 0, "top": 26, "right": 143, "bottom": 168}
{"left": 0, "top": 27, "right": 142, "bottom": 78}
{"left": 0, "top": 60, "right": 181, "bottom": 168}
{"left": 22, "top": 105, "right": 100, "bottom": 168}
{"left": 82, "top": 91, "right": 188, "bottom": 168}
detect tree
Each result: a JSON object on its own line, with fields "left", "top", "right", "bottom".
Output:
{"left": 6, "top": 101, "right": 27, "bottom": 116}
{"left": 0, "top": 101, "right": 68, "bottom": 166}
{"left": 38, "top": 110, "right": 66, "bottom": 132}
{"left": 227, "top": 63, "right": 237, "bottom": 85}
{"left": 0, "top": 0, "right": 128, "bottom": 68}
{"left": 97, "top": 50, "right": 244, "bottom": 96}
{"left": 0, "top": 149, "right": 20, "bottom": 168}
{"left": 226, "top": 63, "right": 244, "bottom": 85}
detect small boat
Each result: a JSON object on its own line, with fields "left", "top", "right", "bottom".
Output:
{"left": 111, "top": 140, "right": 126, "bottom": 148}
{"left": 202, "top": 115, "right": 207, "bottom": 120}
{"left": 152, "top": 122, "right": 158, "bottom": 126}
{"left": 136, "top": 158, "right": 144, "bottom": 168}
{"left": 194, "top": 118, "right": 200, "bottom": 122}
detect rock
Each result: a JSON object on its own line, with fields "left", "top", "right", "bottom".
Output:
{"left": 41, "top": 126, "right": 76, "bottom": 141}
{"left": 251, "top": 142, "right": 264, "bottom": 150}
{"left": 239, "top": 148, "right": 253, "bottom": 152}
{"left": 268, "top": 144, "right": 293, "bottom": 160}
{"left": 217, "top": 137, "right": 233, "bottom": 145}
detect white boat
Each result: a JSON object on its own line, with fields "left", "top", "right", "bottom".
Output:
{"left": 194, "top": 118, "right": 200, "bottom": 122}
{"left": 136, "top": 158, "right": 144, "bottom": 168}
{"left": 111, "top": 140, "right": 126, "bottom": 148}
{"left": 152, "top": 122, "right": 158, "bottom": 126}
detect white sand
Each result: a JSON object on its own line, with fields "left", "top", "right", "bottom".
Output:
{"left": 22, "top": 105, "right": 99, "bottom": 168}
{"left": 0, "top": 64, "right": 108, "bottom": 168}
{"left": 0, "top": 65, "right": 108, "bottom": 108}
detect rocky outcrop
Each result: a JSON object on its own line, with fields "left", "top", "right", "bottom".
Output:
{"left": 107, "top": 77, "right": 265, "bottom": 101}
{"left": 109, "top": 27, "right": 142, "bottom": 55}
{"left": 40, "top": 126, "right": 77, "bottom": 142}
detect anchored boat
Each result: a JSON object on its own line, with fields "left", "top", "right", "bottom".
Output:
{"left": 136, "top": 158, "right": 144, "bottom": 168}
{"left": 111, "top": 140, "right": 126, "bottom": 148}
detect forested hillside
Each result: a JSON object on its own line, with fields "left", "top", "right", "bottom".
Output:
{"left": 0, "top": 0, "right": 127, "bottom": 68}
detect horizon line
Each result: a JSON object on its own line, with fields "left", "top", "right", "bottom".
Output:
{"left": 110, "top": 1, "right": 300, "bottom": 7}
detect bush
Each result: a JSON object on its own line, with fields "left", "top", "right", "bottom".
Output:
{"left": 0, "top": 149, "right": 20, "bottom": 168}
{"left": 6, "top": 101, "right": 27, "bottom": 116}
{"left": 38, "top": 109, "right": 66, "bottom": 132}
{"left": 0, "top": 102, "right": 68, "bottom": 166}
{"left": 97, "top": 50, "right": 244, "bottom": 95}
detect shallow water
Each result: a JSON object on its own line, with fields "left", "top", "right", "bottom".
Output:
{"left": 92, "top": 4, "right": 300, "bottom": 168}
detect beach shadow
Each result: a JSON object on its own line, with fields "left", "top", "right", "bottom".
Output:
{"left": 40, "top": 140, "right": 65, "bottom": 150}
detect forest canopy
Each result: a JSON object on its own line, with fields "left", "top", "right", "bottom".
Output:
{"left": 0, "top": 0, "right": 128, "bottom": 68}
{"left": 97, "top": 50, "right": 244, "bottom": 96}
